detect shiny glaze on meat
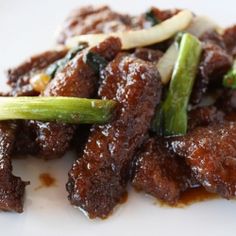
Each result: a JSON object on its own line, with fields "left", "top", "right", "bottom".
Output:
{"left": 67, "top": 54, "right": 162, "bottom": 218}
{"left": 168, "top": 122, "right": 236, "bottom": 198}
{"left": 0, "top": 122, "right": 28, "bottom": 212}
{"left": 6, "top": 50, "right": 67, "bottom": 96}
{"left": 132, "top": 138, "right": 196, "bottom": 205}
{"left": 32, "top": 37, "right": 121, "bottom": 159}
{"left": 57, "top": 5, "right": 133, "bottom": 44}
{"left": 57, "top": 5, "right": 179, "bottom": 44}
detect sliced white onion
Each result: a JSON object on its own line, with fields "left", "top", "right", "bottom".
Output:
{"left": 157, "top": 42, "right": 179, "bottom": 84}
{"left": 66, "top": 10, "right": 193, "bottom": 50}
{"left": 186, "top": 15, "right": 223, "bottom": 37}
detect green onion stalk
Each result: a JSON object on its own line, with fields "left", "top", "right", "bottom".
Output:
{"left": 223, "top": 60, "right": 236, "bottom": 89}
{"left": 0, "top": 97, "right": 116, "bottom": 124}
{"left": 153, "top": 33, "right": 202, "bottom": 136}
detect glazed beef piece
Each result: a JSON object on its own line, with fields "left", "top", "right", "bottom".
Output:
{"left": 133, "top": 48, "right": 163, "bottom": 62}
{"left": 168, "top": 122, "right": 236, "bottom": 198}
{"left": 6, "top": 50, "right": 67, "bottom": 96}
{"left": 191, "top": 31, "right": 232, "bottom": 104}
{"left": 223, "top": 25, "right": 236, "bottom": 56}
{"left": 67, "top": 54, "right": 162, "bottom": 218}
{"left": 132, "top": 138, "right": 196, "bottom": 205}
{"left": 28, "top": 121, "right": 75, "bottom": 159}
{"left": 26, "top": 37, "right": 121, "bottom": 159}
{"left": 0, "top": 122, "right": 28, "bottom": 212}
{"left": 57, "top": 5, "right": 179, "bottom": 44}
{"left": 188, "top": 106, "right": 225, "bottom": 130}
{"left": 57, "top": 5, "right": 133, "bottom": 44}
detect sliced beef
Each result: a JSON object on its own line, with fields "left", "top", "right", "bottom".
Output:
{"left": 0, "top": 122, "right": 28, "bottom": 212}
{"left": 191, "top": 31, "right": 232, "bottom": 104}
{"left": 28, "top": 37, "right": 121, "bottom": 159}
{"left": 67, "top": 54, "right": 162, "bottom": 218}
{"left": 56, "top": 5, "right": 179, "bottom": 44}
{"left": 6, "top": 50, "right": 67, "bottom": 96}
{"left": 168, "top": 122, "right": 236, "bottom": 199}
{"left": 28, "top": 122, "right": 75, "bottom": 159}
{"left": 223, "top": 25, "right": 236, "bottom": 56}
{"left": 57, "top": 5, "right": 133, "bottom": 44}
{"left": 188, "top": 106, "right": 225, "bottom": 130}
{"left": 133, "top": 48, "right": 163, "bottom": 62}
{"left": 132, "top": 138, "right": 196, "bottom": 205}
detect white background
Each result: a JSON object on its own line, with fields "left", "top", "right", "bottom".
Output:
{"left": 0, "top": 0, "right": 236, "bottom": 235}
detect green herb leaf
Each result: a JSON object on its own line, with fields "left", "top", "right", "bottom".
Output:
{"left": 85, "top": 52, "right": 108, "bottom": 74}
{"left": 145, "top": 10, "right": 160, "bottom": 26}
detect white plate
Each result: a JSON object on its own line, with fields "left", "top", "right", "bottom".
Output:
{"left": 1, "top": 0, "right": 236, "bottom": 235}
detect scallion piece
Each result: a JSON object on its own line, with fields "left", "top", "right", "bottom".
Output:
{"left": 159, "top": 33, "right": 202, "bottom": 136}
{"left": 223, "top": 60, "right": 236, "bottom": 89}
{"left": 0, "top": 97, "right": 116, "bottom": 124}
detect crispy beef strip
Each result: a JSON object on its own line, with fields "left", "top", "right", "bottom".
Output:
{"left": 6, "top": 50, "right": 67, "bottom": 96}
{"left": 56, "top": 5, "right": 179, "bottom": 44}
{"left": 57, "top": 5, "right": 133, "bottom": 44}
{"left": 67, "top": 54, "right": 162, "bottom": 218}
{"left": 28, "top": 37, "right": 121, "bottom": 159}
{"left": 131, "top": 138, "right": 197, "bottom": 205}
{"left": 0, "top": 122, "right": 29, "bottom": 212}
{"left": 191, "top": 31, "right": 232, "bottom": 104}
{"left": 167, "top": 122, "right": 236, "bottom": 198}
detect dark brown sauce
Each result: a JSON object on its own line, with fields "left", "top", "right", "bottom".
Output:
{"left": 177, "top": 187, "right": 219, "bottom": 206}
{"left": 119, "top": 191, "right": 128, "bottom": 204}
{"left": 39, "top": 173, "right": 56, "bottom": 187}
{"left": 157, "top": 187, "right": 219, "bottom": 208}
{"left": 35, "top": 173, "right": 56, "bottom": 190}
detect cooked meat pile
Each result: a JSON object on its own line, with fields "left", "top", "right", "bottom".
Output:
{"left": 28, "top": 37, "right": 121, "bottom": 159}
{"left": 56, "top": 5, "right": 178, "bottom": 44}
{"left": 167, "top": 122, "right": 236, "bottom": 198}
{"left": 67, "top": 54, "right": 161, "bottom": 218}
{"left": 1, "top": 5, "right": 236, "bottom": 218}
{"left": 131, "top": 138, "right": 197, "bottom": 205}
